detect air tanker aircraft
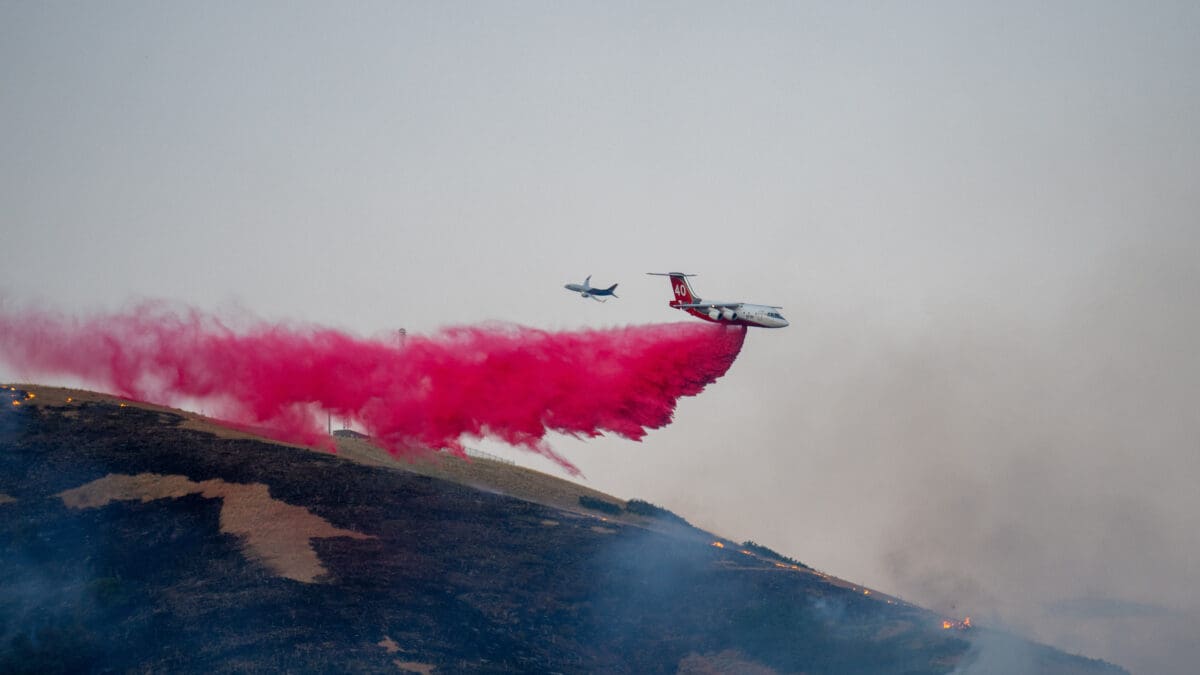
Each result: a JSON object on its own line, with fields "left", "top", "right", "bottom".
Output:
{"left": 647, "top": 272, "right": 789, "bottom": 328}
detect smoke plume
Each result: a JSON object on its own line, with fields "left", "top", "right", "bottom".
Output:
{"left": 0, "top": 304, "right": 746, "bottom": 473}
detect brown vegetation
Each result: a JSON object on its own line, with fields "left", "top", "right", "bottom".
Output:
{"left": 58, "top": 473, "right": 373, "bottom": 583}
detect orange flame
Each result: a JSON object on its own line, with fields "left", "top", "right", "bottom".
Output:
{"left": 11, "top": 400, "right": 19, "bottom": 407}
{"left": 711, "top": 541, "right": 725, "bottom": 549}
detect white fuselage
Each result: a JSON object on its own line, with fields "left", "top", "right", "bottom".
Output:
{"left": 675, "top": 300, "right": 790, "bottom": 328}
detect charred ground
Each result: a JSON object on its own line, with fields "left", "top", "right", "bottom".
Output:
{"left": 0, "top": 386, "right": 1126, "bottom": 674}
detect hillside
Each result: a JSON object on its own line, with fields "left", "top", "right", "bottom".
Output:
{"left": 0, "top": 385, "right": 1127, "bottom": 674}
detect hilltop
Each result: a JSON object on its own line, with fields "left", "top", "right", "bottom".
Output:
{"left": 0, "top": 385, "right": 1127, "bottom": 674}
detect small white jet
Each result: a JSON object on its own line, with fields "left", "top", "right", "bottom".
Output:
{"left": 647, "top": 272, "right": 788, "bottom": 328}
{"left": 564, "top": 275, "right": 619, "bottom": 302}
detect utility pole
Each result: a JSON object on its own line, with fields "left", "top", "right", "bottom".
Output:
{"left": 398, "top": 327, "right": 407, "bottom": 348}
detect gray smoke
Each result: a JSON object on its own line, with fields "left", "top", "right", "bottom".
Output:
{"left": 867, "top": 235, "right": 1200, "bottom": 673}
{"left": 644, "top": 229, "right": 1200, "bottom": 675}
{"left": 949, "top": 630, "right": 1035, "bottom": 675}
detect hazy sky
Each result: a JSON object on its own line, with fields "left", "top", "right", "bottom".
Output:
{"left": 3, "top": 3, "right": 1198, "bottom": 672}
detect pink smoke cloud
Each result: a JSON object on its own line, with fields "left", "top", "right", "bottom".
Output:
{"left": 0, "top": 304, "right": 747, "bottom": 473}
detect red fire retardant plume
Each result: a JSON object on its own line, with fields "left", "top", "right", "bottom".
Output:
{"left": 0, "top": 304, "right": 746, "bottom": 473}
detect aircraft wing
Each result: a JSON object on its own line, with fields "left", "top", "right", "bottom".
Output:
{"left": 676, "top": 302, "right": 783, "bottom": 309}
{"left": 675, "top": 302, "right": 743, "bottom": 309}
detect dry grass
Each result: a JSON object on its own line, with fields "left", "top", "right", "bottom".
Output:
{"left": 377, "top": 636, "right": 402, "bottom": 654}
{"left": 58, "top": 473, "right": 373, "bottom": 583}
{"left": 2, "top": 383, "right": 100, "bottom": 407}
{"left": 333, "top": 435, "right": 647, "bottom": 525}
{"left": 5, "top": 385, "right": 638, "bottom": 522}
{"left": 6, "top": 384, "right": 637, "bottom": 519}
{"left": 374, "top": 635, "right": 437, "bottom": 672}
{"left": 3, "top": 383, "right": 314, "bottom": 449}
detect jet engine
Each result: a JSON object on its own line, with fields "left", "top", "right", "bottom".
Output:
{"left": 708, "top": 308, "right": 721, "bottom": 320}
{"left": 721, "top": 309, "right": 737, "bottom": 321}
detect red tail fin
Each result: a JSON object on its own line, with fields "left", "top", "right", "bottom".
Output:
{"left": 668, "top": 274, "right": 696, "bottom": 303}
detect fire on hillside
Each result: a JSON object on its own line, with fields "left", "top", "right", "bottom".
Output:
{"left": 5, "top": 387, "right": 33, "bottom": 406}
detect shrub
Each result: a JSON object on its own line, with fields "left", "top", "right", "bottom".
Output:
{"left": 578, "top": 495, "right": 622, "bottom": 515}
{"left": 624, "top": 499, "right": 691, "bottom": 527}
{"left": 741, "top": 540, "right": 810, "bottom": 569}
